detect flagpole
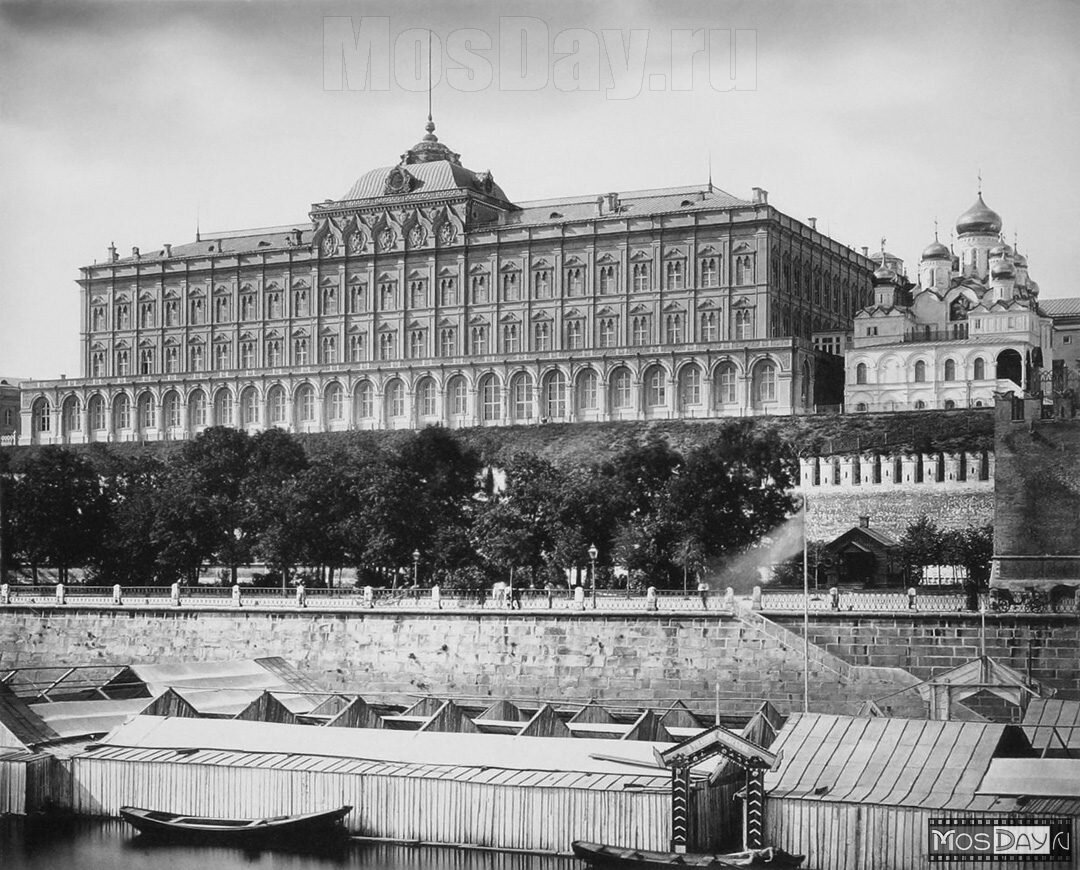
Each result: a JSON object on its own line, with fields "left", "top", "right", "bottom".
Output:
{"left": 802, "top": 495, "right": 810, "bottom": 713}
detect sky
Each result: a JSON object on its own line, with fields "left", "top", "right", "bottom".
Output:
{"left": 1, "top": 0, "right": 1078, "bottom": 380}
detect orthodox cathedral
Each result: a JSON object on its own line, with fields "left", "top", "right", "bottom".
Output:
{"left": 19, "top": 118, "right": 872, "bottom": 443}
{"left": 844, "top": 193, "right": 1053, "bottom": 413}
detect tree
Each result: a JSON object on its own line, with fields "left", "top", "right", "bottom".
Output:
{"left": 897, "top": 515, "right": 945, "bottom": 583}
{"left": 242, "top": 429, "right": 310, "bottom": 586}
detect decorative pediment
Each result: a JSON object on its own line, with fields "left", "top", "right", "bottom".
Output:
{"left": 346, "top": 324, "right": 367, "bottom": 334}
{"left": 564, "top": 307, "right": 583, "bottom": 319}
{"left": 264, "top": 281, "right": 281, "bottom": 291}
{"left": 531, "top": 258, "right": 551, "bottom": 270}
{"left": 90, "top": 341, "right": 106, "bottom": 351}
{"left": 214, "top": 284, "right": 230, "bottom": 294}
{"left": 187, "top": 286, "right": 205, "bottom": 297}
{"left": 437, "top": 317, "right": 456, "bottom": 328}
{"left": 163, "top": 287, "right": 180, "bottom": 299}
{"left": 291, "top": 279, "right": 310, "bottom": 289}
{"left": 468, "top": 314, "right": 489, "bottom": 326}
{"left": 596, "top": 252, "right": 619, "bottom": 265}
{"left": 498, "top": 312, "right": 521, "bottom": 324}
{"left": 346, "top": 274, "right": 366, "bottom": 285}
{"left": 697, "top": 299, "right": 718, "bottom": 310}
{"left": 629, "top": 303, "right": 652, "bottom": 315}
{"left": 212, "top": 333, "right": 231, "bottom": 343}
{"left": 137, "top": 338, "right": 155, "bottom": 348}
{"left": 732, "top": 241, "right": 754, "bottom": 254}
{"left": 291, "top": 327, "right": 309, "bottom": 338}
{"left": 239, "top": 283, "right": 254, "bottom": 292}
{"left": 163, "top": 336, "right": 180, "bottom": 346}
{"left": 629, "top": 249, "right": 652, "bottom": 263}
{"left": 564, "top": 254, "right": 586, "bottom": 267}
{"left": 698, "top": 244, "right": 720, "bottom": 256}
{"left": 376, "top": 272, "right": 397, "bottom": 283}
{"left": 531, "top": 310, "right": 552, "bottom": 321}
{"left": 731, "top": 296, "right": 755, "bottom": 308}
{"left": 265, "top": 329, "right": 282, "bottom": 339}
{"left": 437, "top": 266, "right": 457, "bottom": 278}
{"left": 468, "top": 264, "right": 489, "bottom": 276}
{"left": 187, "top": 335, "right": 205, "bottom": 345}
{"left": 319, "top": 276, "right": 338, "bottom": 287}
{"left": 662, "top": 301, "right": 685, "bottom": 312}
{"left": 407, "top": 269, "right": 427, "bottom": 281}
{"left": 239, "top": 331, "right": 256, "bottom": 341}
{"left": 114, "top": 339, "right": 130, "bottom": 349}
{"left": 596, "top": 306, "right": 617, "bottom": 316}
{"left": 113, "top": 291, "right": 130, "bottom": 303}
{"left": 662, "top": 247, "right": 686, "bottom": 260}
{"left": 376, "top": 322, "right": 397, "bottom": 333}
{"left": 138, "top": 290, "right": 155, "bottom": 301}
{"left": 499, "top": 261, "right": 521, "bottom": 273}
{"left": 90, "top": 295, "right": 107, "bottom": 306}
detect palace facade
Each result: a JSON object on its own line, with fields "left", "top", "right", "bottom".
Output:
{"left": 845, "top": 195, "right": 1054, "bottom": 413}
{"left": 20, "top": 120, "right": 873, "bottom": 443}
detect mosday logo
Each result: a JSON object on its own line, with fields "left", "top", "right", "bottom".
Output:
{"left": 928, "top": 818, "right": 1072, "bottom": 863}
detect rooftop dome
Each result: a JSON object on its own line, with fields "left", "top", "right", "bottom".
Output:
{"left": 1014, "top": 251, "right": 1028, "bottom": 267}
{"left": 991, "top": 258, "right": 1015, "bottom": 278}
{"left": 956, "top": 194, "right": 1002, "bottom": 236}
{"left": 873, "top": 263, "right": 897, "bottom": 284}
{"left": 338, "top": 118, "right": 510, "bottom": 203}
{"left": 921, "top": 239, "right": 950, "bottom": 260}
{"left": 989, "top": 242, "right": 1013, "bottom": 258}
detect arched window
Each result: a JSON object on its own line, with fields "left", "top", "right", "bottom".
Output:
{"left": 385, "top": 379, "right": 406, "bottom": 419}
{"left": 163, "top": 391, "right": 182, "bottom": 429}
{"left": 678, "top": 365, "right": 702, "bottom": 408}
{"left": 510, "top": 372, "right": 534, "bottom": 421}
{"left": 113, "top": 394, "right": 132, "bottom": 430}
{"left": 215, "top": 389, "right": 234, "bottom": 427}
{"left": 944, "top": 399, "right": 956, "bottom": 410}
{"left": 448, "top": 375, "right": 468, "bottom": 416}
{"left": 188, "top": 390, "right": 207, "bottom": 428}
{"left": 700, "top": 312, "right": 717, "bottom": 342}
{"left": 267, "top": 385, "right": 287, "bottom": 425}
{"left": 542, "top": 371, "right": 567, "bottom": 418}
{"left": 576, "top": 369, "right": 598, "bottom": 412}
{"left": 417, "top": 378, "right": 437, "bottom": 418}
{"left": 354, "top": 381, "right": 374, "bottom": 420}
{"left": 944, "top": 359, "right": 956, "bottom": 381}
{"left": 240, "top": 387, "right": 259, "bottom": 425}
{"left": 715, "top": 362, "right": 738, "bottom": 404}
{"left": 88, "top": 395, "right": 106, "bottom": 431}
{"left": 752, "top": 361, "right": 777, "bottom": 406}
{"left": 610, "top": 367, "right": 632, "bottom": 410}
{"left": 324, "top": 382, "right": 344, "bottom": 422}
{"left": 61, "top": 397, "right": 81, "bottom": 436}
{"left": 734, "top": 309, "right": 752, "bottom": 341}
{"left": 665, "top": 314, "right": 683, "bottom": 344}
{"left": 855, "top": 402, "right": 868, "bottom": 412}
{"left": 914, "top": 360, "right": 927, "bottom": 383}
{"left": 479, "top": 374, "right": 501, "bottom": 421}
{"left": 973, "top": 357, "right": 986, "bottom": 380}
{"left": 137, "top": 392, "right": 156, "bottom": 431}
{"left": 295, "top": 384, "right": 316, "bottom": 423}
{"left": 856, "top": 362, "right": 868, "bottom": 385}
{"left": 914, "top": 399, "right": 926, "bottom": 410}
{"left": 645, "top": 366, "right": 666, "bottom": 407}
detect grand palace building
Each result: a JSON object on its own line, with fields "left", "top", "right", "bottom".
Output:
{"left": 20, "top": 119, "right": 874, "bottom": 444}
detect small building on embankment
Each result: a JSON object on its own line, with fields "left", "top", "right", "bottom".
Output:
{"left": 64, "top": 715, "right": 731, "bottom": 853}
{"left": 762, "top": 712, "right": 1080, "bottom": 870}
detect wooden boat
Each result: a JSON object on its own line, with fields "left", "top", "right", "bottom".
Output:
{"left": 119, "top": 805, "right": 352, "bottom": 843}
{"left": 571, "top": 841, "right": 805, "bottom": 869}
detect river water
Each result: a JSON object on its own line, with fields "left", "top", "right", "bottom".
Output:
{"left": 0, "top": 819, "right": 580, "bottom": 870}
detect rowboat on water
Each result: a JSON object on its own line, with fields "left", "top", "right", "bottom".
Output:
{"left": 118, "top": 805, "right": 352, "bottom": 843}
{"left": 571, "top": 841, "right": 805, "bottom": 869}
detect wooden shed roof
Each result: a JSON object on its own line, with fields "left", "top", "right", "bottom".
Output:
{"left": 764, "top": 713, "right": 1031, "bottom": 811}
{"left": 1022, "top": 699, "right": 1080, "bottom": 754}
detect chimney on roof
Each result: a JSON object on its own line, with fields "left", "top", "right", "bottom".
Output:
{"left": 163, "top": 243, "right": 172, "bottom": 258}
{"left": 861, "top": 246, "right": 869, "bottom": 257}
{"left": 808, "top": 217, "right": 817, "bottom": 231}
{"left": 131, "top": 246, "right": 140, "bottom": 259}
{"left": 108, "top": 242, "right": 118, "bottom": 263}
{"left": 859, "top": 515, "right": 870, "bottom": 529}
{"left": 605, "top": 192, "right": 620, "bottom": 214}
{"left": 752, "top": 187, "right": 768, "bottom": 205}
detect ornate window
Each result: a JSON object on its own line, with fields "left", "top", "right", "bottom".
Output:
{"left": 240, "top": 294, "right": 255, "bottom": 320}
{"left": 471, "top": 325, "right": 489, "bottom": 355}
{"left": 139, "top": 347, "right": 154, "bottom": 375}
{"left": 480, "top": 374, "right": 501, "bottom": 421}
{"left": 385, "top": 380, "right": 406, "bottom": 418}
{"left": 417, "top": 378, "right": 437, "bottom": 417}
{"left": 679, "top": 365, "right": 701, "bottom": 406}
{"left": 61, "top": 398, "right": 81, "bottom": 435}
{"left": 322, "top": 286, "right": 338, "bottom": 315}
{"left": 91, "top": 351, "right": 105, "bottom": 377}
{"left": 448, "top": 376, "right": 468, "bottom": 416}
{"left": 322, "top": 335, "right": 338, "bottom": 364}
{"left": 439, "top": 327, "right": 456, "bottom": 357}
{"left": 543, "top": 371, "right": 567, "bottom": 418}
{"left": 511, "top": 373, "right": 533, "bottom": 420}
{"left": 632, "top": 263, "right": 649, "bottom": 293}
{"left": 439, "top": 277, "right": 457, "bottom": 306}
{"left": 114, "top": 394, "right": 132, "bottom": 430}
{"left": 533, "top": 269, "right": 551, "bottom": 298}
{"left": 665, "top": 314, "right": 683, "bottom": 344}
{"left": 665, "top": 260, "right": 684, "bottom": 290}
{"left": 189, "top": 298, "right": 204, "bottom": 324}
{"left": 189, "top": 390, "right": 208, "bottom": 428}
{"left": 598, "top": 265, "right": 616, "bottom": 295}
{"left": 240, "top": 341, "right": 255, "bottom": 369}
{"left": 189, "top": 345, "right": 205, "bottom": 372}
{"left": 266, "top": 339, "right": 282, "bottom": 367}
{"left": 215, "top": 390, "right": 234, "bottom": 426}
{"left": 753, "top": 361, "right": 777, "bottom": 404}
{"left": 267, "top": 386, "right": 287, "bottom": 424}
{"left": 163, "top": 392, "right": 182, "bottom": 429}
{"left": 611, "top": 368, "right": 632, "bottom": 409}
{"left": 503, "top": 323, "right": 520, "bottom": 353}
{"left": 856, "top": 362, "right": 867, "bottom": 384}
{"left": 409, "top": 329, "right": 426, "bottom": 359}
{"left": 501, "top": 272, "right": 520, "bottom": 301}
{"left": 736, "top": 255, "right": 754, "bottom": 285}
{"left": 293, "top": 289, "right": 309, "bottom": 317}
{"left": 325, "top": 383, "right": 344, "bottom": 421}
{"left": 646, "top": 367, "right": 666, "bottom": 407}
{"left": 944, "top": 358, "right": 956, "bottom": 381}
{"left": 267, "top": 292, "right": 282, "bottom": 318}
{"left": 471, "top": 275, "right": 488, "bottom": 304}
{"left": 215, "top": 296, "right": 230, "bottom": 323}
{"left": 565, "top": 319, "right": 584, "bottom": 349}
{"left": 296, "top": 384, "right": 316, "bottom": 423}
{"left": 89, "top": 395, "right": 106, "bottom": 430}
{"left": 354, "top": 382, "right": 374, "bottom": 419}
{"left": 91, "top": 306, "right": 105, "bottom": 331}
{"left": 632, "top": 316, "right": 649, "bottom": 346}
{"left": 566, "top": 267, "right": 584, "bottom": 295}
{"left": 701, "top": 312, "right": 717, "bottom": 342}
{"left": 348, "top": 333, "right": 366, "bottom": 362}
{"left": 716, "top": 362, "right": 737, "bottom": 404}
{"left": 577, "top": 369, "right": 598, "bottom": 410}
{"left": 140, "top": 302, "right": 155, "bottom": 328}
{"left": 137, "top": 393, "right": 155, "bottom": 430}
{"left": 701, "top": 257, "right": 719, "bottom": 287}
{"left": 379, "top": 331, "right": 397, "bottom": 360}
{"left": 409, "top": 280, "right": 427, "bottom": 308}
{"left": 240, "top": 388, "right": 259, "bottom": 425}
{"left": 214, "top": 343, "right": 230, "bottom": 371}
{"left": 973, "top": 357, "right": 985, "bottom": 380}
{"left": 534, "top": 321, "right": 551, "bottom": 351}
{"left": 599, "top": 317, "right": 617, "bottom": 348}
{"left": 735, "top": 309, "right": 752, "bottom": 341}
{"left": 914, "top": 360, "right": 927, "bottom": 382}
{"left": 116, "top": 303, "right": 130, "bottom": 329}
{"left": 165, "top": 299, "right": 180, "bottom": 326}
{"left": 379, "top": 282, "right": 396, "bottom": 310}
{"left": 164, "top": 346, "right": 179, "bottom": 373}
{"left": 348, "top": 284, "right": 367, "bottom": 313}
{"left": 293, "top": 337, "right": 309, "bottom": 366}
{"left": 116, "top": 349, "right": 130, "bottom": 376}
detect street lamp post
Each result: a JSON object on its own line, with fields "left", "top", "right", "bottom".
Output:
{"left": 588, "top": 544, "right": 598, "bottom": 609}
{"left": 412, "top": 549, "right": 420, "bottom": 588}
